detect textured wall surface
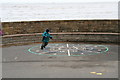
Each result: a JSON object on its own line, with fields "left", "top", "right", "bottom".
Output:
{"left": 2, "top": 33, "right": 119, "bottom": 46}
{"left": 2, "top": 20, "right": 119, "bottom": 35}
{"left": 1, "top": 20, "right": 119, "bottom": 46}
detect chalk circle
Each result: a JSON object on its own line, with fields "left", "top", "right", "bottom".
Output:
{"left": 28, "top": 43, "right": 109, "bottom": 56}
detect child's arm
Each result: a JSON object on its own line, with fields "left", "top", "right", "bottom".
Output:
{"left": 42, "top": 32, "right": 47, "bottom": 37}
{"left": 49, "top": 35, "right": 53, "bottom": 39}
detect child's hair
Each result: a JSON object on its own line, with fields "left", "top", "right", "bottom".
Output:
{"left": 46, "top": 29, "right": 49, "bottom": 32}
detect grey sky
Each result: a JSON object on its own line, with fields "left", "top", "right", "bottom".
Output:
{"left": 0, "top": 0, "right": 119, "bottom": 3}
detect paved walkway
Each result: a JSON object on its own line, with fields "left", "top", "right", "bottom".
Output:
{"left": 2, "top": 43, "right": 118, "bottom": 78}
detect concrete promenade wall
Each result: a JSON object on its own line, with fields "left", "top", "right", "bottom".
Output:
{"left": 2, "top": 20, "right": 119, "bottom": 35}
{"left": 2, "top": 32, "right": 119, "bottom": 46}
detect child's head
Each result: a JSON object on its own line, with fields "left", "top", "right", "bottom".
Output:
{"left": 46, "top": 29, "right": 49, "bottom": 33}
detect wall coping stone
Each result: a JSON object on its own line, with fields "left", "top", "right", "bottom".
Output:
{"left": 2, "top": 32, "right": 119, "bottom": 38}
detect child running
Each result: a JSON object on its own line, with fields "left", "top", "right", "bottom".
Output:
{"left": 41, "top": 29, "right": 53, "bottom": 50}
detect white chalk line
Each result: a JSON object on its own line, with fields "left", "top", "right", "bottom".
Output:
{"left": 67, "top": 44, "right": 71, "bottom": 56}
{"left": 73, "top": 46, "right": 78, "bottom": 49}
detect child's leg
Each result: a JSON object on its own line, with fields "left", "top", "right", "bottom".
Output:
{"left": 44, "top": 42, "right": 48, "bottom": 48}
{"left": 41, "top": 42, "right": 45, "bottom": 50}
